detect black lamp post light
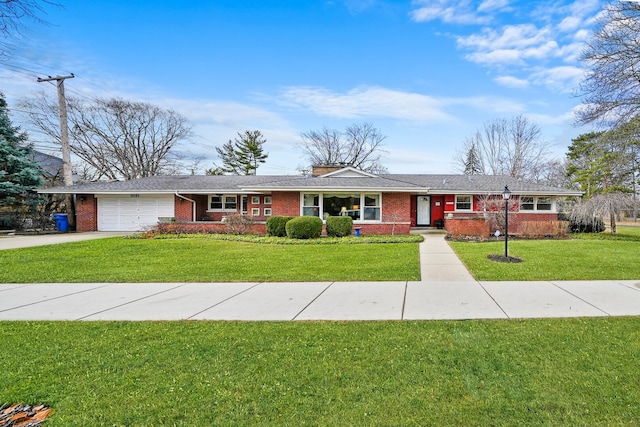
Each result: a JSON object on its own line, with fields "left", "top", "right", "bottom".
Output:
{"left": 502, "top": 185, "right": 511, "bottom": 258}
{"left": 488, "top": 185, "right": 522, "bottom": 263}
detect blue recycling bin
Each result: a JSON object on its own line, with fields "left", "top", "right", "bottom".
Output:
{"left": 53, "top": 213, "right": 69, "bottom": 232}
{"left": 354, "top": 227, "right": 362, "bottom": 237}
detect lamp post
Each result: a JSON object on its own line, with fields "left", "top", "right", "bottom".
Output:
{"left": 502, "top": 186, "right": 511, "bottom": 258}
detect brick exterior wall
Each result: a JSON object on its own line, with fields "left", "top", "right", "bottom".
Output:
{"left": 311, "top": 165, "right": 343, "bottom": 176}
{"left": 75, "top": 194, "right": 97, "bottom": 232}
{"left": 174, "top": 195, "right": 194, "bottom": 221}
{"left": 271, "top": 192, "right": 300, "bottom": 216}
{"left": 445, "top": 212, "right": 561, "bottom": 238}
{"left": 74, "top": 189, "right": 562, "bottom": 238}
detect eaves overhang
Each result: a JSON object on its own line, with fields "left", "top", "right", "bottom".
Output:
{"left": 240, "top": 186, "right": 429, "bottom": 193}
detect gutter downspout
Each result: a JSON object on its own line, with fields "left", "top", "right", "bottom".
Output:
{"left": 175, "top": 193, "right": 197, "bottom": 221}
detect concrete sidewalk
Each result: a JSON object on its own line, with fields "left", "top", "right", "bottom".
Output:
{"left": 1, "top": 279, "right": 640, "bottom": 321}
{"left": 1, "top": 232, "right": 639, "bottom": 321}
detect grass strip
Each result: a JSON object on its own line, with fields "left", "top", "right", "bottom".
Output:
{"left": 0, "top": 237, "right": 420, "bottom": 282}
{"left": 449, "top": 226, "right": 640, "bottom": 281}
{"left": 1, "top": 319, "right": 638, "bottom": 426}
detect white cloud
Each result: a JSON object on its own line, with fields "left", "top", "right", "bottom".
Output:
{"left": 478, "top": 0, "right": 510, "bottom": 13}
{"left": 494, "top": 75, "right": 529, "bottom": 88}
{"left": 530, "top": 65, "right": 584, "bottom": 92}
{"left": 410, "top": 0, "right": 493, "bottom": 24}
{"left": 417, "top": 1, "right": 602, "bottom": 94}
{"left": 278, "top": 86, "right": 454, "bottom": 122}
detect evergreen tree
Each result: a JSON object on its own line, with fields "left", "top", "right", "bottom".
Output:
{"left": 463, "top": 143, "right": 483, "bottom": 175}
{"left": 0, "top": 93, "right": 43, "bottom": 209}
{"left": 213, "top": 130, "right": 268, "bottom": 175}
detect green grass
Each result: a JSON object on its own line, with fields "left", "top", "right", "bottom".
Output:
{"left": 1, "top": 319, "right": 639, "bottom": 426}
{"left": 0, "top": 236, "right": 421, "bottom": 282}
{"left": 449, "top": 226, "right": 640, "bottom": 281}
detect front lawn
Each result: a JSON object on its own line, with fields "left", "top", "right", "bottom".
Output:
{"left": 0, "top": 236, "right": 421, "bottom": 283}
{"left": 1, "top": 319, "right": 638, "bottom": 426}
{"left": 449, "top": 226, "right": 640, "bottom": 281}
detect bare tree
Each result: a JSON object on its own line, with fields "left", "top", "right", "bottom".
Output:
{"left": 20, "top": 94, "right": 192, "bottom": 180}
{"left": 300, "top": 122, "right": 387, "bottom": 173}
{"left": 577, "top": 1, "right": 640, "bottom": 126}
{"left": 0, "top": 0, "right": 56, "bottom": 35}
{"left": 453, "top": 115, "right": 552, "bottom": 181}
{"left": 570, "top": 193, "right": 637, "bottom": 235}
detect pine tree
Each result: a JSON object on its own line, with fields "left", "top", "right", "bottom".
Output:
{"left": 213, "top": 130, "right": 268, "bottom": 175}
{"left": 463, "top": 143, "right": 483, "bottom": 175}
{"left": 0, "top": 93, "right": 43, "bottom": 209}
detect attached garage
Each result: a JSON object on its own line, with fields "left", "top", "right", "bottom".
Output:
{"left": 97, "top": 194, "right": 175, "bottom": 231}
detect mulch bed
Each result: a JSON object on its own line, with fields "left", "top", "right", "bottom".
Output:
{"left": 487, "top": 254, "right": 523, "bottom": 263}
{"left": 0, "top": 404, "right": 51, "bottom": 426}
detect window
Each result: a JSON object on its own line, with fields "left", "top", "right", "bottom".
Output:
{"left": 251, "top": 208, "right": 260, "bottom": 216}
{"left": 303, "top": 194, "right": 319, "bottom": 217}
{"left": 537, "top": 197, "right": 552, "bottom": 211}
{"left": 323, "top": 194, "right": 361, "bottom": 220}
{"left": 363, "top": 194, "right": 381, "bottom": 221}
{"left": 520, "top": 196, "right": 534, "bottom": 211}
{"left": 210, "top": 195, "right": 223, "bottom": 210}
{"left": 251, "top": 196, "right": 260, "bottom": 205}
{"left": 519, "top": 196, "right": 553, "bottom": 212}
{"left": 264, "top": 196, "right": 272, "bottom": 205}
{"left": 264, "top": 208, "right": 272, "bottom": 216}
{"left": 301, "top": 193, "right": 382, "bottom": 221}
{"left": 224, "top": 196, "right": 237, "bottom": 210}
{"left": 455, "top": 195, "right": 472, "bottom": 211}
{"left": 209, "top": 194, "right": 238, "bottom": 211}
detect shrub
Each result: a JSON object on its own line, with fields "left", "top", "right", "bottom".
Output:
{"left": 518, "top": 220, "right": 569, "bottom": 238}
{"left": 326, "top": 216, "right": 353, "bottom": 237}
{"left": 569, "top": 216, "right": 605, "bottom": 233}
{"left": 266, "top": 216, "right": 294, "bottom": 237}
{"left": 224, "top": 213, "right": 254, "bottom": 235}
{"left": 285, "top": 216, "right": 323, "bottom": 239}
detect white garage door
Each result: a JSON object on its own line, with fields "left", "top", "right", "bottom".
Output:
{"left": 97, "top": 195, "right": 175, "bottom": 231}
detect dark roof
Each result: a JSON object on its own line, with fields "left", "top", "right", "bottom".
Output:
{"left": 38, "top": 172, "right": 582, "bottom": 196}
{"left": 31, "top": 151, "right": 63, "bottom": 178}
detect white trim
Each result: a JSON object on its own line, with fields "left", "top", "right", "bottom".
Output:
{"left": 300, "top": 192, "right": 383, "bottom": 223}
{"left": 518, "top": 195, "right": 555, "bottom": 212}
{"left": 207, "top": 194, "right": 239, "bottom": 212}
{"left": 455, "top": 195, "right": 473, "bottom": 212}
{"left": 318, "top": 167, "right": 377, "bottom": 178}
{"left": 251, "top": 208, "right": 260, "bottom": 216}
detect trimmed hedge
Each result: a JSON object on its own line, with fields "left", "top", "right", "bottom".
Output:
{"left": 266, "top": 216, "right": 295, "bottom": 237}
{"left": 285, "top": 216, "right": 323, "bottom": 239}
{"left": 326, "top": 216, "right": 353, "bottom": 237}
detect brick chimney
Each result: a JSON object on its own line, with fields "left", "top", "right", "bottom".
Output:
{"left": 311, "top": 163, "right": 350, "bottom": 176}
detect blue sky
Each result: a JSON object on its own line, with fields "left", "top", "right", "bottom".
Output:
{"left": 2, "top": 0, "right": 603, "bottom": 175}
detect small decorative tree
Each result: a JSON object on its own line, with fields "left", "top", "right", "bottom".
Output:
{"left": 477, "top": 194, "right": 521, "bottom": 237}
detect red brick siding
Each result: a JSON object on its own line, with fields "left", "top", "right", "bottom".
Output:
{"left": 382, "top": 192, "right": 411, "bottom": 223}
{"left": 76, "top": 194, "right": 97, "bottom": 231}
{"left": 247, "top": 195, "right": 273, "bottom": 221}
{"left": 445, "top": 212, "right": 561, "bottom": 238}
{"left": 445, "top": 217, "right": 491, "bottom": 238}
{"left": 272, "top": 192, "right": 300, "bottom": 216}
{"left": 174, "top": 195, "right": 194, "bottom": 221}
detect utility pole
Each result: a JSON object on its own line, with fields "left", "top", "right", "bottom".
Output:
{"left": 37, "top": 74, "right": 76, "bottom": 229}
